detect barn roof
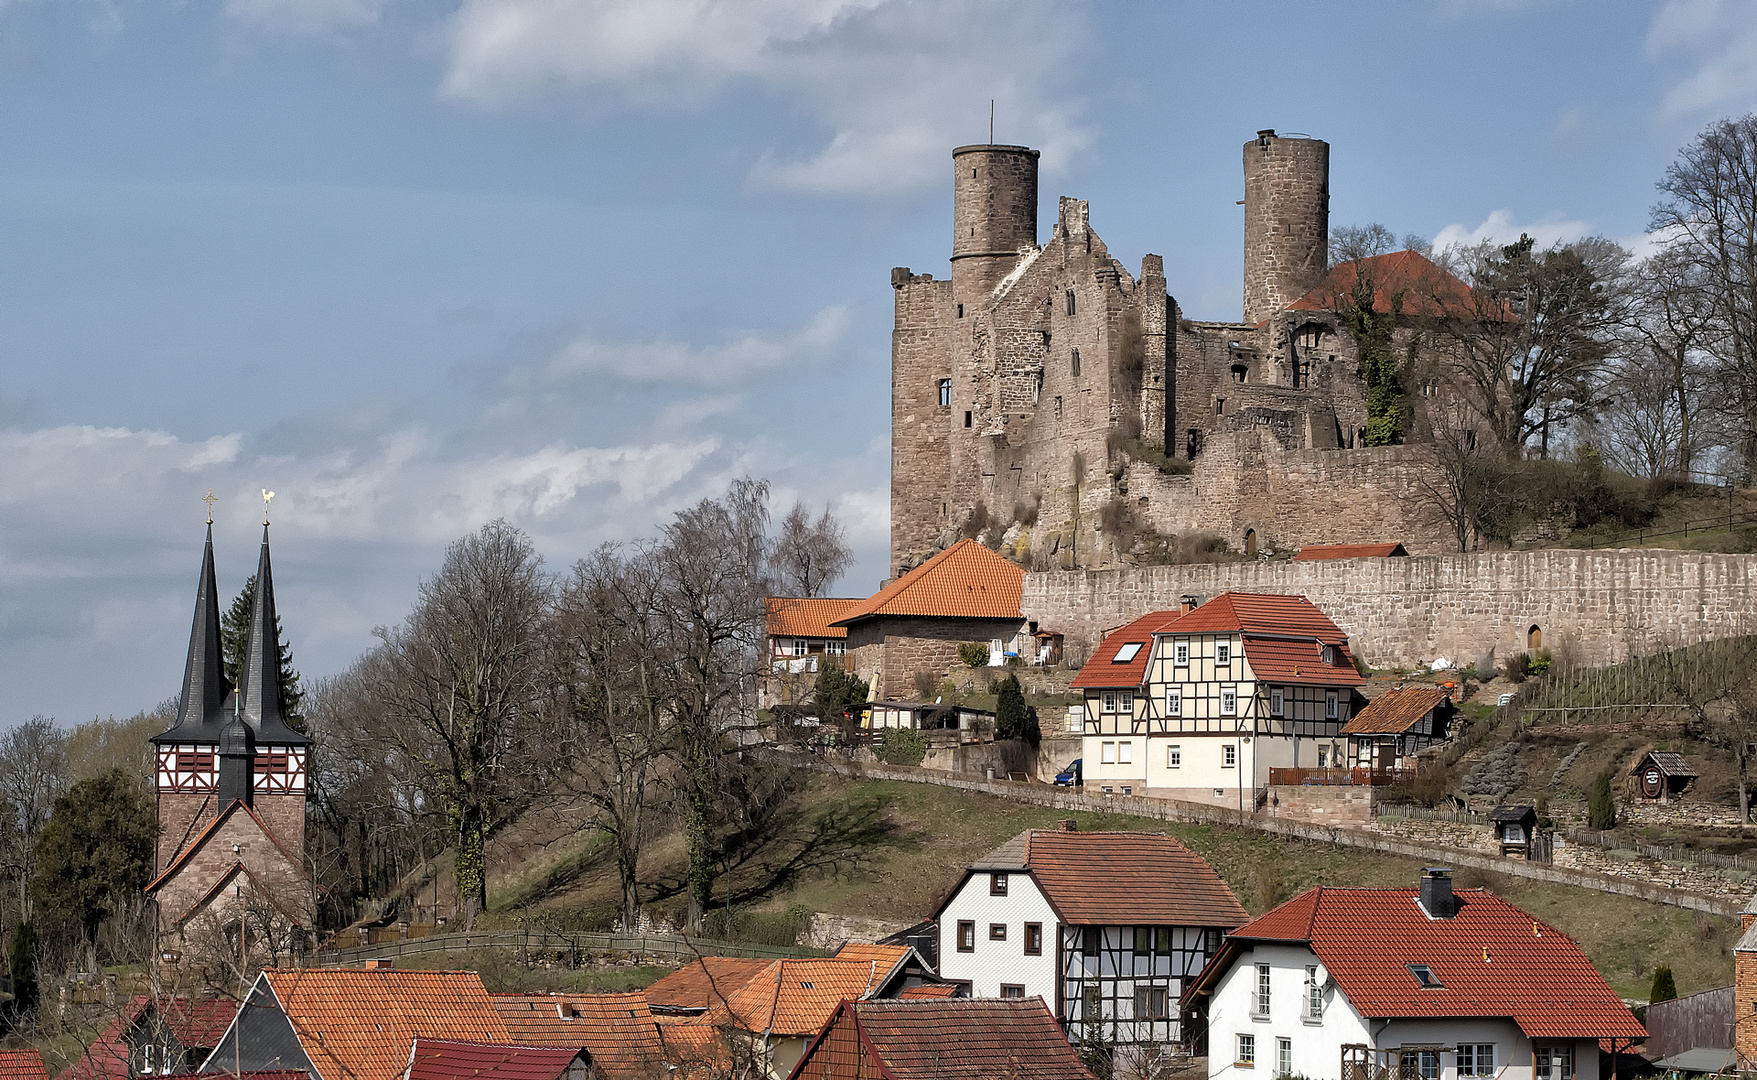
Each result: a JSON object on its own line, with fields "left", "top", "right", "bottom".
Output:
{"left": 1341, "top": 686, "right": 1450, "bottom": 735}
{"left": 786, "top": 999, "right": 1094, "bottom": 1080}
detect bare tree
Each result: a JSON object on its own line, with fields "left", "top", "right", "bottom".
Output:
{"left": 1651, "top": 114, "right": 1757, "bottom": 476}
{"left": 1647, "top": 637, "right": 1757, "bottom": 829}
{"left": 551, "top": 545, "right": 675, "bottom": 931}
{"left": 1413, "top": 407, "right": 1507, "bottom": 552}
{"left": 769, "top": 501, "right": 853, "bottom": 597}
{"left": 0, "top": 717, "right": 69, "bottom": 923}
{"left": 360, "top": 520, "right": 555, "bottom": 923}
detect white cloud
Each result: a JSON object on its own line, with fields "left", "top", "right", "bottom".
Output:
{"left": 439, "top": 0, "right": 1092, "bottom": 196}
{"left": 223, "top": 0, "right": 392, "bottom": 35}
{"left": 1431, "top": 209, "right": 1593, "bottom": 253}
{"left": 537, "top": 304, "right": 850, "bottom": 387}
{"left": 1647, "top": 0, "right": 1757, "bottom": 117}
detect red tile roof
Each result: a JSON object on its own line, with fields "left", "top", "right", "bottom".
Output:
{"left": 1160, "top": 592, "right": 1364, "bottom": 688}
{"left": 260, "top": 969, "right": 510, "bottom": 1080}
{"left": 830, "top": 942, "right": 913, "bottom": 971}
{"left": 60, "top": 996, "right": 239, "bottom": 1080}
{"left": 641, "top": 958, "right": 775, "bottom": 1014}
{"left": 787, "top": 999, "right": 1094, "bottom": 1080}
{"left": 160, "top": 1072, "right": 306, "bottom": 1080}
{"left": 945, "top": 830, "right": 1248, "bottom": 928}
{"left": 896, "top": 984, "right": 961, "bottom": 1000}
{"left": 405, "top": 1041, "right": 583, "bottom": 1080}
{"left": 709, "top": 958, "right": 889, "bottom": 1037}
{"left": 488, "top": 993, "right": 662, "bottom": 1080}
{"left": 0, "top": 1051, "right": 46, "bottom": 1080}
{"left": 1286, "top": 250, "right": 1493, "bottom": 320}
{"left": 1294, "top": 543, "right": 1408, "bottom": 560}
{"left": 766, "top": 598, "right": 860, "bottom": 640}
{"left": 1069, "top": 611, "right": 1183, "bottom": 689}
{"left": 1342, "top": 686, "right": 1450, "bottom": 735}
{"left": 1193, "top": 887, "right": 1645, "bottom": 1040}
{"left": 830, "top": 540, "right": 1023, "bottom": 626}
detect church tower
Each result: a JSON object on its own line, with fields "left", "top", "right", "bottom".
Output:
{"left": 147, "top": 516, "right": 314, "bottom": 965}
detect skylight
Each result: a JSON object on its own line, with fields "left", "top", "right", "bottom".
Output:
{"left": 1113, "top": 642, "right": 1142, "bottom": 662}
{"left": 1408, "top": 964, "right": 1442, "bottom": 988}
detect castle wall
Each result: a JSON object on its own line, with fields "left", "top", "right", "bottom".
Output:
{"left": 1024, "top": 548, "right": 1757, "bottom": 670}
{"left": 846, "top": 616, "right": 1026, "bottom": 701}
{"left": 1242, "top": 131, "right": 1329, "bottom": 324}
{"left": 890, "top": 271, "right": 956, "bottom": 576}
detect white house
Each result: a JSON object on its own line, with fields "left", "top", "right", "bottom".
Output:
{"left": 933, "top": 825, "right": 1249, "bottom": 1065}
{"left": 1182, "top": 869, "right": 1646, "bottom": 1080}
{"left": 1070, "top": 593, "right": 1364, "bottom": 806}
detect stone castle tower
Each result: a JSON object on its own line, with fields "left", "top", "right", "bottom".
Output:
{"left": 147, "top": 523, "right": 314, "bottom": 962}
{"left": 889, "top": 130, "right": 1453, "bottom": 576}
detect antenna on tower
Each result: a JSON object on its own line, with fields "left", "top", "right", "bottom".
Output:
{"left": 989, "top": 100, "right": 995, "bottom": 144}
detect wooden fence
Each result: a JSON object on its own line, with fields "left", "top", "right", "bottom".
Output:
{"left": 1268, "top": 767, "right": 1396, "bottom": 787}
{"left": 311, "top": 929, "right": 825, "bottom": 969}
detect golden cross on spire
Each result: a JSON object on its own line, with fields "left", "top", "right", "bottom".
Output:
{"left": 262, "top": 488, "right": 275, "bottom": 526}
{"left": 201, "top": 489, "right": 218, "bottom": 525}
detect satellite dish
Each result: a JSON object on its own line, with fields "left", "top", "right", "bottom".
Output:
{"left": 1313, "top": 964, "right": 1330, "bottom": 988}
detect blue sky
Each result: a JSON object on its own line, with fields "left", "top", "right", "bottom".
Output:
{"left": 1, "top": 0, "right": 1752, "bottom": 725}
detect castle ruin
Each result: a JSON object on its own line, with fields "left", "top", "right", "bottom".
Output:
{"left": 889, "top": 130, "right": 1452, "bottom": 578}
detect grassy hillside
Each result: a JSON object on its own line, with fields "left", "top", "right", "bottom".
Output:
{"left": 476, "top": 772, "right": 1735, "bottom": 1001}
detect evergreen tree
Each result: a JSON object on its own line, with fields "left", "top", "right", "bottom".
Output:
{"left": 1588, "top": 769, "right": 1618, "bottom": 830}
{"left": 222, "top": 575, "right": 305, "bottom": 731}
{"left": 995, "top": 674, "right": 1039, "bottom": 744}
{"left": 812, "top": 662, "right": 869, "bottom": 735}
{"left": 7, "top": 922, "right": 37, "bottom": 1020}
{"left": 1649, "top": 964, "right": 1677, "bottom": 1005}
{"left": 31, "top": 770, "right": 156, "bottom": 951}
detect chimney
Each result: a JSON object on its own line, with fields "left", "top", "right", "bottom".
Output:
{"left": 1420, "top": 868, "right": 1454, "bottom": 919}
{"left": 363, "top": 958, "right": 394, "bottom": 971}
{"left": 1059, "top": 819, "right": 1079, "bottom": 832}
{"left": 1180, "top": 594, "right": 1203, "bottom": 614}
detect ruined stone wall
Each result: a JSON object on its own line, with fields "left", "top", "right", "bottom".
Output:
{"left": 1242, "top": 132, "right": 1329, "bottom": 324}
{"left": 1024, "top": 549, "right": 1757, "bottom": 670}
{"left": 890, "top": 271, "right": 955, "bottom": 576}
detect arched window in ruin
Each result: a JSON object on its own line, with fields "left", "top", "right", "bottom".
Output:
{"left": 1245, "top": 529, "right": 1258, "bottom": 558}
{"left": 1528, "top": 625, "right": 1542, "bottom": 651}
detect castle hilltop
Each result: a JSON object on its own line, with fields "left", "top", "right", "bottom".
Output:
{"left": 889, "top": 130, "right": 1462, "bottom": 577}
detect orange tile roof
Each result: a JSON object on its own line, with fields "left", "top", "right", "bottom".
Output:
{"left": 711, "top": 958, "right": 888, "bottom": 1037}
{"left": 1286, "top": 250, "right": 1496, "bottom": 320}
{"left": 1342, "top": 686, "right": 1451, "bottom": 735}
{"left": 1159, "top": 592, "right": 1364, "bottom": 688}
{"left": 830, "top": 540, "right": 1022, "bottom": 626}
{"left": 0, "top": 1051, "right": 46, "bottom": 1080}
{"left": 947, "top": 830, "right": 1248, "bottom": 928}
{"left": 259, "top": 969, "right": 510, "bottom": 1080}
{"left": 895, "top": 984, "right": 961, "bottom": 1000}
{"left": 1191, "top": 887, "right": 1645, "bottom": 1040}
{"left": 787, "top": 999, "right": 1094, "bottom": 1080}
{"left": 642, "top": 958, "right": 775, "bottom": 1014}
{"left": 652, "top": 1017, "right": 732, "bottom": 1080}
{"left": 1293, "top": 543, "right": 1408, "bottom": 560}
{"left": 1069, "top": 611, "right": 1183, "bottom": 689}
{"left": 405, "top": 1040, "right": 583, "bottom": 1080}
{"left": 765, "top": 598, "right": 860, "bottom": 640}
{"left": 830, "top": 942, "right": 912, "bottom": 970}
{"left": 488, "top": 993, "right": 662, "bottom": 1080}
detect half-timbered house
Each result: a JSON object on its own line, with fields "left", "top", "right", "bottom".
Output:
{"left": 1071, "top": 593, "right": 1363, "bottom": 805}
{"left": 932, "top": 826, "right": 1248, "bottom": 1067}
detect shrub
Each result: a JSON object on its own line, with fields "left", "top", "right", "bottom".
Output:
{"left": 912, "top": 669, "right": 940, "bottom": 701}
{"left": 1588, "top": 769, "right": 1618, "bottom": 830}
{"left": 1527, "top": 649, "right": 1553, "bottom": 676}
{"left": 812, "top": 662, "right": 868, "bottom": 732}
{"left": 1535, "top": 795, "right": 1553, "bottom": 831}
{"left": 958, "top": 642, "right": 990, "bottom": 668}
{"left": 1649, "top": 964, "right": 1677, "bottom": 1005}
{"left": 875, "top": 729, "right": 929, "bottom": 768}
{"left": 994, "top": 674, "right": 1041, "bottom": 745}
{"left": 1503, "top": 652, "right": 1531, "bottom": 683}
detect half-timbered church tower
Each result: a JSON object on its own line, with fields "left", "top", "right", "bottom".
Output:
{"left": 146, "top": 521, "right": 314, "bottom": 966}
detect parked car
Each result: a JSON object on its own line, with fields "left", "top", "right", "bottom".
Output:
{"left": 1054, "top": 759, "right": 1082, "bottom": 787}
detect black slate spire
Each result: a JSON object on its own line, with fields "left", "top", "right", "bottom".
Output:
{"left": 152, "top": 524, "right": 230, "bottom": 745}
{"left": 238, "top": 524, "right": 309, "bottom": 746}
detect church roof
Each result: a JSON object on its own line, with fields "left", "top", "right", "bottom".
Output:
{"left": 239, "top": 525, "right": 309, "bottom": 746}
{"left": 152, "top": 526, "right": 230, "bottom": 746}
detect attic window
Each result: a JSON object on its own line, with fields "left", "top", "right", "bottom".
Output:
{"left": 1408, "top": 964, "right": 1442, "bottom": 988}
{"left": 1113, "top": 642, "right": 1142, "bottom": 663}
{"left": 800, "top": 981, "right": 814, "bottom": 989}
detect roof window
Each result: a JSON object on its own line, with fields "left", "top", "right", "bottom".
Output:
{"left": 1407, "top": 964, "right": 1442, "bottom": 989}
{"left": 1113, "top": 642, "right": 1142, "bottom": 663}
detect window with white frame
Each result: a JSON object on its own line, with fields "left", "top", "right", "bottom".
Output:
{"left": 1101, "top": 741, "right": 1116, "bottom": 764}
{"left": 1317, "top": 746, "right": 1330, "bottom": 768}
{"left": 1113, "top": 642, "right": 1142, "bottom": 663}
{"left": 1223, "top": 744, "right": 1237, "bottom": 768}
{"left": 1174, "top": 641, "right": 1189, "bottom": 666}
{"left": 1458, "top": 1045, "right": 1495, "bottom": 1078}
{"left": 825, "top": 640, "right": 845, "bottom": 656}
{"left": 1326, "top": 690, "right": 1339, "bottom": 720}
{"left": 1217, "top": 642, "right": 1231, "bottom": 665}
{"left": 1118, "top": 741, "right": 1133, "bottom": 764}
{"left": 1270, "top": 687, "right": 1284, "bottom": 717}
{"left": 1305, "top": 965, "right": 1323, "bottom": 1018}
{"left": 1167, "top": 745, "right": 1181, "bottom": 768}
{"left": 1120, "top": 691, "right": 1134, "bottom": 714}
{"left": 1236, "top": 1035, "right": 1255, "bottom": 1068}
{"left": 1102, "top": 692, "right": 1119, "bottom": 713}
{"left": 1401, "top": 1050, "right": 1439, "bottom": 1080}
{"left": 1253, "top": 964, "right": 1271, "bottom": 1015}
{"left": 1276, "top": 1039, "right": 1293, "bottom": 1078}
{"left": 790, "top": 638, "right": 807, "bottom": 657}
{"left": 1166, "top": 687, "right": 1182, "bottom": 716}
{"left": 1221, "top": 687, "right": 1238, "bottom": 715}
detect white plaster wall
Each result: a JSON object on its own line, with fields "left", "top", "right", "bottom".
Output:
{"left": 937, "top": 872, "right": 1061, "bottom": 1000}
{"left": 1083, "top": 733, "right": 1149, "bottom": 791}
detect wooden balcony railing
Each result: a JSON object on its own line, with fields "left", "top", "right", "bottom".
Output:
{"left": 1268, "top": 766, "right": 1397, "bottom": 787}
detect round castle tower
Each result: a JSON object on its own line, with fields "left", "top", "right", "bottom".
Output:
{"left": 951, "top": 144, "right": 1040, "bottom": 305}
{"left": 1242, "top": 129, "right": 1329, "bottom": 325}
